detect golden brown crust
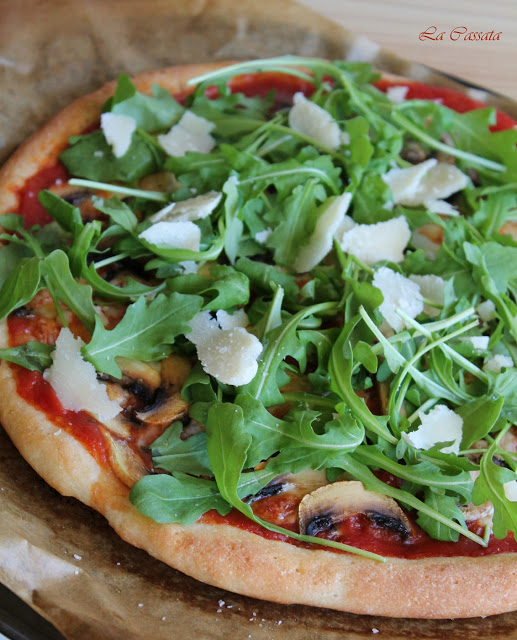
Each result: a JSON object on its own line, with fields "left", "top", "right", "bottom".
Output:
{"left": 2, "top": 62, "right": 517, "bottom": 620}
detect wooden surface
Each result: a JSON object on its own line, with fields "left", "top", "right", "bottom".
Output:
{"left": 299, "top": 0, "right": 517, "bottom": 100}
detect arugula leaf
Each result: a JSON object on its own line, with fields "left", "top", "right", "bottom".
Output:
{"left": 329, "top": 318, "right": 397, "bottom": 443}
{"left": 241, "top": 301, "right": 337, "bottom": 405}
{"left": 0, "top": 257, "right": 42, "bottom": 320}
{"left": 458, "top": 395, "right": 504, "bottom": 449}
{"left": 205, "top": 402, "right": 253, "bottom": 508}
{"left": 0, "top": 342, "right": 53, "bottom": 372}
{"left": 92, "top": 196, "right": 138, "bottom": 232}
{"left": 354, "top": 445, "right": 473, "bottom": 502}
{"left": 234, "top": 257, "right": 299, "bottom": 300}
{"left": 472, "top": 429, "right": 517, "bottom": 539}
{"left": 164, "top": 152, "right": 229, "bottom": 192}
{"left": 112, "top": 83, "right": 184, "bottom": 132}
{"left": 0, "top": 243, "right": 30, "bottom": 289}
{"left": 83, "top": 293, "right": 203, "bottom": 377}
{"left": 129, "top": 472, "right": 231, "bottom": 525}
{"left": 109, "top": 73, "right": 137, "bottom": 106}
{"left": 42, "top": 250, "right": 97, "bottom": 333}
{"left": 167, "top": 265, "right": 249, "bottom": 311}
{"left": 151, "top": 422, "right": 211, "bottom": 476}
{"left": 234, "top": 393, "right": 364, "bottom": 467}
{"left": 38, "top": 191, "right": 83, "bottom": 232}
{"left": 60, "top": 130, "right": 163, "bottom": 183}
{"left": 416, "top": 489, "right": 467, "bottom": 542}
{"left": 268, "top": 181, "right": 326, "bottom": 267}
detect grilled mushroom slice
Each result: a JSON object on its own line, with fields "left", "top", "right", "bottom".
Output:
{"left": 298, "top": 480, "right": 412, "bottom": 539}
{"left": 118, "top": 357, "right": 162, "bottom": 395}
{"left": 135, "top": 391, "right": 189, "bottom": 430}
{"left": 247, "top": 469, "right": 328, "bottom": 504}
{"left": 102, "top": 430, "right": 148, "bottom": 488}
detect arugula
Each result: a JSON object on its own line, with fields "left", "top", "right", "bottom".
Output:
{"left": 83, "top": 293, "right": 203, "bottom": 377}
{"left": 60, "top": 130, "right": 163, "bottom": 182}
{"left": 472, "top": 426, "right": 517, "bottom": 539}
{"left": 167, "top": 265, "right": 249, "bottom": 311}
{"left": 0, "top": 257, "right": 42, "bottom": 320}
{"left": 0, "top": 343, "right": 53, "bottom": 372}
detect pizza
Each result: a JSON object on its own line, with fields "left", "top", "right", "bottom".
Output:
{"left": 1, "top": 57, "right": 517, "bottom": 620}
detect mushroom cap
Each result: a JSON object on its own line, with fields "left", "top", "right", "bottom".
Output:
{"left": 298, "top": 480, "right": 412, "bottom": 538}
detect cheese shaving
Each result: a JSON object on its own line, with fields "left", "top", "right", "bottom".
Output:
{"left": 338, "top": 216, "right": 411, "bottom": 266}
{"left": 187, "top": 310, "right": 262, "bottom": 385}
{"left": 43, "top": 328, "right": 121, "bottom": 421}
{"left": 158, "top": 111, "right": 215, "bottom": 157}
{"left": 403, "top": 405, "right": 463, "bottom": 455}
{"left": 150, "top": 191, "right": 222, "bottom": 223}
{"left": 100, "top": 113, "right": 136, "bottom": 158}
{"left": 138, "top": 220, "right": 201, "bottom": 251}
{"left": 288, "top": 92, "right": 343, "bottom": 150}
{"left": 294, "top": 193, "right": 352, "bottom": 273}
{"left": 372, "top": 267, "right": 424, "bottom": 332}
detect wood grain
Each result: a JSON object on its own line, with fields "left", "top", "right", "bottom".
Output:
{"left": 299, "top": 0, "right": 517, "bottom": 100}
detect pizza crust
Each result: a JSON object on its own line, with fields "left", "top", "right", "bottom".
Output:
{"left": 1, "top": 62, "right": 517, "bottom": 620}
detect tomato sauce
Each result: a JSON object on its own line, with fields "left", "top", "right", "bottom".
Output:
{"left": 7, "top": 313, "right": 108, "bottom": 464}
{"left": 9, "top": 70, "right": 517, "bottom": 558}
{"left": 12, "top": 365, "right": 108, "bottom": 464}
{"left": 374, "top": 78, "right": 517, "bottom": 132}
{"left": 203, "top": 497, "right": 517, "bottom": 559}
{"left": 17, "top": 163, "right": 69, "bottom": 228}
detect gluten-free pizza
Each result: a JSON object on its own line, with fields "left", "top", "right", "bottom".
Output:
{"left": 1, "top": 57, "right": 517, "bottom": 619}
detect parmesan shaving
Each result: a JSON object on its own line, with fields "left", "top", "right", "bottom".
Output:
{"left": 372, "top": 267, "right": 423, "bottom": 332}
{"left": 382, "top": 159, "right": 468, "bottom": 210}
{"left": 288, "top": 92, "right": 343, "bottom": 150}
{"left": 138, "top": 220, "right": 201, "bottom": 251}
{"left": 403, "top": 405, "right": 463, "bottom": 455}
{"left": 158, "top": 111, "right": 215, "bottom": 157}
{"left": 187, "top": 311, "right": 262, "bottom": 385}
{"left": 484, "top": 354, "right": 514, "bottom": 373}
{"left": 150, "top": 191, "right": 222, "bottom": 223}
{"left": 338, "top": 216, "right": 411, "bottom": 266}
{"left": 100, "top": 113, "right": 136, "bottom": 158}
{"left": 43, "top": 328, "right": 121, "bottom": 421}
{"left": 294, "top": 193, "right": 352, "bottom": 273}
{"left": 409, "top": 274, "right": 446, "bottom": 317}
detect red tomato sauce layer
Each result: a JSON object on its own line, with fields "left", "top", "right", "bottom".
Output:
{"left": 17, "top": 163, "right": 69, "bottom": 229}
{"left": 10, "top": 70, "right": 517, "bottom": 557}
{"left": 203, "top": 500, "right": 517, "bottom": 559}
{"left": 7, "top": 314, "right": 108, "bottom": 464}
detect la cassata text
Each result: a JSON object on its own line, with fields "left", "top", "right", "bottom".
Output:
{"left": 419, "top": 26, "right": 502, "bottom": 41}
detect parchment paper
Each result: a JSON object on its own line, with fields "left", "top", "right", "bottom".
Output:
{"left": 1, "top": 1, "right": 517, "bottom": 638}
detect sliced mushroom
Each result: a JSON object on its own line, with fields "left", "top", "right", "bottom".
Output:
{"left": 139, "top": 171, "right": 180, "bottom": 193}
{"left": 117, "top": 357, "right": 162, "bottom": 393}
{"left": 181, "top": 418, "right": 204, "bottom": 440}
{"left": 298, "top": 480, "right": 412, "bottom": 539}
{"left": 500, "top": 221, "right": 517, "bottom": 242}
{"left": 102, "top": 414, "right": 132, "bottom": 439}
{"left": 247, "top": 469, "right": 328, "bottom": 504}
{"left": 160, "top": 354, "right": 192, "bottom": 388}
{"left": 47, "top": 183, "right": 105, "bottom": 223}
{"left": 499, "top": 427, "right": 517, "bottom": 453}
{"left": 102, "top": 430, "right": 148, "bottom": 487}
{"left": 135, "top": 391, "right": 189, "bottom": 430}
{"left": 460, "top": 500, "right": 494, "bottom": 526}
{"left": 400, "top": 140, "right": 428, "bottom": 165}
